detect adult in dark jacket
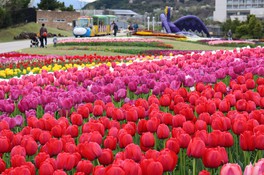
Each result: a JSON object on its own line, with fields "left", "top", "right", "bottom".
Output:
{"left": 39, "top": 23, "right": 48, "bottom": 48}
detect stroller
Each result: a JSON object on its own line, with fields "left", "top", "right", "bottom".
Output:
{"left": 30, "top": 35, "right": 39, "bottom": 47}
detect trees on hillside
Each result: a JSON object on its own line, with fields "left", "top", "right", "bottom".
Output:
{"left": 221, "top": 15, "right": 263, "bottom": 39}
{"left": 37, "top": 0, "right": 74, "bottom": 11}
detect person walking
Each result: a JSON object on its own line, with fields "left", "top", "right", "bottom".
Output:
{"left": 112, "top": 21, "right": 118, "bottom": 37}
{"left": 39, "top": 23, "right": 48, "bottom": 48}
{"left": 227, "top": 29, "right": 232, "bottom": 40}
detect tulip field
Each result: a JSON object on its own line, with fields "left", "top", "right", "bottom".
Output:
{"left": 0, "top": 36, "right": 264, "bottom": 175}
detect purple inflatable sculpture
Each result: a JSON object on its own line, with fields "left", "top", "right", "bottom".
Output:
{"left": 160, "top": 6, "right": 210, "bottom": 37}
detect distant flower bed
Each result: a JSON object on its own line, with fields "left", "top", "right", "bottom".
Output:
{"left": 135, "top": 31, "right": 187, "bottom": 39}
{"left": 206, "top": 40, "right": 255, "bottom": 46}
{"left": 142, "top": 50, "right": 206, "bottom": 56}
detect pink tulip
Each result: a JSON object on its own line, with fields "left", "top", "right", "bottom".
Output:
{"left": 220, "top": 163, "right": 242, "bottom": 175}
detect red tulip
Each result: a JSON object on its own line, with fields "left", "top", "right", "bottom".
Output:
{"left": 179, "top": 106, "right": 195, "bottom": 120}
{"left": 10, "top": 145, "right": 26, "bottom": 157}
{"left": 77, "top": 105, "right": 90, "bottom": 118}
{"left": 39, "top": 131, "right": 52, "bottom": 145}
{"left": 145, "top": 149, "right": 160, "bottom": 160}
{"left": 219, "top": 100, "right": 231, "bottom": 113}
{"left": 159, "top": 94, "right": 171, "bottom": 107}
{"left": 195, "top": 120, "right": 207, "bottom": 131}
{"left": 39, "top": 162, "right": 54, "bottom": 175}
{"left": 56, "top": 152, "right": 75, "bottom": 171}
{"left": 93, "top": 105, "right": 104, "bottom": 116}
{"left": 232, "top": 119, "right": 247, "bottom": 135}
{"left": 22, "top": 138, "right": 38, "bottom": 156}
{"left": 182, "top": 121, "right": 195, "bottom": 135}
{"left": 66, "top": 125, "right": 79, "bottom": 138}
{"left": 112, "top": 108, "right": 125, "bottom": 121}
{"left": 118, "top": 133, "right": 133, "bottom": 149}
{"left": 161, "top": 113, "right": 173, "bottom": 126}
{"left": 165, "top": 138, "right": 180, "bottom": 154}
{"left": 219, "top": 131, "right": 234, "bottom": 148}
{"left": 122, "top": 159, "right": 142, "bottom": 175}
{"left": 214, "top": 81, "right": 227, "bottom": 94}
{"left": 157, "top": 124, "right": 170, "bottom": 139}
{"left": 255, "top": 133, "right": 264, "bottom": 150}
{"left": 202, "top": 147, "right": 228, "bottom": 168}
{"left": 43, "top": 138, "right": 63, "bottom": 156}
{"left": 53, "top": 170, "right": 67, "bottom": 175}
{"left": 98, "top": 149, "right": 114, "bottom": 165}
{"left": 198, "top": 112, "right": 211, "bottom": 125}
{"left": 211, "top": 117, "right": 231, "bottom": 131}
{"left": 35, "top": 152, "right": 50, "bottom": 168}
{"left": 140, "top": 132, "right": 155, "bottom": 151}
{"left": 220, "top": 163, "right": 242, "bottom": 175}
{"left": 239, "top": 131, "right": 255, "bottom": 151}
{"left": 187, "top": 138, "right": 206, "bottom": 158}
{"left": 0, "top": 158, "right": 6, "bottom": 173}
{"left": 0, "top": 120, "right": 9, "bottom": 131}
{"left": 104, "top": 136, "right": 117, "bottom": 150}
{"left": 78, "top": 142, "right": 102, "bottom": 161}
{"left": 124, "top": 143, "right": 142, "bottom": 162}
{"left": 177, "top": 133, "right": 191, "bottom": 148}
{"left": 157, "top": 149, "right": 178, "bottom": 172}
{"left": 11, "top": 155, "right": 26, "bottom": 167}
{"left": 146, "top": 117, "right": 160, "bottom": 133}
{"left": 92, "top": 165, "right": 105, "bottom": 175}
{"left": 70, "top": 112, "right": 83, "bottom": 126}
{"left": 51, "top": 125, "right": 63, "bottom": 138}
{"left": 79, "top": 131, "right": 102, "bottom": 145}
{"left": 235, "top": 99, "right": 247, "bottom": 111}
{"left": 245, "top": 79, "right": 255, "bottom": 89}
{"left": 140, "top": 159, "right": 163, "bottom": 175}
{"left": 126, "top": 108, "right": 139, "bottom": 122}
{"left": 137, "top": 119, "right": 148, "bottom": 135}
{"left": 207, "top": 130, "right": 221, "bottom": 147}
{"left": 199, "top": 170, "right": 210, "bottom": 175}
{"left": 82, "top": 121, "right": 105, "bottom": 136}
{"left": 172, "top": 114, "right": 186, "bottom": 127}
{"left": 76, "top": 160, "right": 93, "bottom": 174}
{"left": 105, "top": 165, "right": 125, "bottom": 175}
{"left": 0, "top": 136, "right": 10, "bottom": 153}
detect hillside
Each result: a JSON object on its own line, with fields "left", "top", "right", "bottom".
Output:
{"left": 84, "top": 0, "right": 215, "bottom": 21}
{"left": 0, "top": 23, "right": 72, "bottom": 42}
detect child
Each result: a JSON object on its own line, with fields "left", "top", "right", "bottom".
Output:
{"left": 30, "top": 34, "right": 39, "bottom": 47}
{"left": 53, "top": 34, "right": 58, "bottom": 47}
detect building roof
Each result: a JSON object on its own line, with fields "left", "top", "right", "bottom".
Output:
{"left": 108, "top": 9, "right": 139, "bottom": 16}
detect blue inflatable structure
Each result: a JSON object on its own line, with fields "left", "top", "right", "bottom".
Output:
{"left": 160, "top": 6, "right": 210, "bottom": 37}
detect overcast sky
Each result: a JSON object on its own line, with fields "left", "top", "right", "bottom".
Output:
{"left": 31, "top": 0, "right": 97, "bottom": 9}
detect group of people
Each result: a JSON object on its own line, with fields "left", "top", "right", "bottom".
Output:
{"left": 30, "top": 23, "right": 58, "bottom": 48}
{"left": 111, "top": 21, "right": 139, "bottom": 37}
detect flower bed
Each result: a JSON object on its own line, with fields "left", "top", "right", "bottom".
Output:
{"left": 57, "top": 38, "right": 173, "bottom": 48}
{"left": 0, "top": 47, "right": 264, "bottom": 174}
{"left": 134, "top": 31, "right": 187, "bottom": 39}
{"left": 205, "top": 40, "right": 256, "bottom": 46}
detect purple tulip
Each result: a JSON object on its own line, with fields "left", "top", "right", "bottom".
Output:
{"left": 128, "top": 81, "right": 138, "bottom": 92}
{"left": 59, "top": 97, "right": 74, "bottom": 110}
{"left": 170, "top": 80, "right": 181, "bottom": 90}
{"left": 25, "top": 109, "right": 37, "bottom": 118}
{"left": 44, "top": 102, "right": 59, "bottom": 113}
{"left": 14, "top": 115, "right": 24, "bottom": 126}
{"left": 0, "top": 90, "right": 5, "bottom": 100}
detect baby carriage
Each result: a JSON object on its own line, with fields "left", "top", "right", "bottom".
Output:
{"left": 30, "top": 36, "right": 39, "bottom": 47}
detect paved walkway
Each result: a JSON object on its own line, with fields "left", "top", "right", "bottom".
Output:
{"left": 0, "top": 37, "right": 72, "bottom": 54}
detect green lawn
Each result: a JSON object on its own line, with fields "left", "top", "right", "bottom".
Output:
{"left": 0, "top": 22, "right": 73, "bottom": 42}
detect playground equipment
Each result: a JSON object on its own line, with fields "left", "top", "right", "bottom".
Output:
{"left": 73, "top": 15, "right": 117, "bottom": 37}
{"left": 160, "top": 6, "right": 210, "bottom": 37}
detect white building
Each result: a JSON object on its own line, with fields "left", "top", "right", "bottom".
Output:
{"left": 213, "top": 0, "right": 264, "bottom": 22}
